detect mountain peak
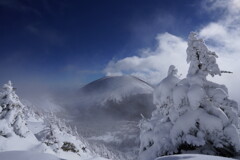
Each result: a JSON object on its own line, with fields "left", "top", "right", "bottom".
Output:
{"left": 80, "top": 75, "right": 153, "bottom": 104}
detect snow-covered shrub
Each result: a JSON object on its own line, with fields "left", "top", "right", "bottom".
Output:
{"left": 35, "top": 114, "right": 90, "bottom": 157}
{"left": 36, "top": 124, "right": 60, "bottom": 152}
{"left": 90, "top": 143, "right": 123, "bottom": 160}
{"left": 61, "top": 142, "right": 79, "bottom": 153}
{"left": 139, "top": 32, "right": 240, "bottom": 160}
{"left": 0, "top": 81, "right": 29, "bottom": 137}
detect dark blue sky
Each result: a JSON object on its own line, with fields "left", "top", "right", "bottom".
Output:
{"left": 0, "top": 0, "right": 214, "bottom": 88}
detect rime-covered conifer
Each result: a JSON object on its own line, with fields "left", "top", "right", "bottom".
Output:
{"left": 139, "top": 32, "right": 240, "bottom": 160}
{"left": 0, "top": 81, "right": 29, "bottom": 137}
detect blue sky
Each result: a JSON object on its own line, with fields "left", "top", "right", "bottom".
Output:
{"left": 0, "top": 0, "right": 239, "bottom": 93}
{"left": 0, "top": 0, "right": 213, "bottom": 87}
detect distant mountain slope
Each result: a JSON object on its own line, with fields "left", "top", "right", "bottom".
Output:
{"left": 64, "top": 76, "right": 155, "bottom": 160}
{"left": 65, "top": 75, "right": 155, "bottom": 122}
{"left": 79, "top": 75, "right": 154, "bottom": 105}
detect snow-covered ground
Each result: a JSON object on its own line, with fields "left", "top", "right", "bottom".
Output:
{"left": 0, "top": 151, "right": 62, "bottom": 160}
{"left": 0, "top": 151, "right": 109, "bottom": 160}
{"left": 156, "top": 154, "right": 237, "bottom": 160}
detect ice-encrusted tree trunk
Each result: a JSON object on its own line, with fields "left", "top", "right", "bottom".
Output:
{"left": 0, "top": 81, "right": 29, "bottom": 137}
{"left": 139, "top": 32, "right": 240, "bottom": 160}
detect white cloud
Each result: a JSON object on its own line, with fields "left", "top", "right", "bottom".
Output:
{"left": 199, "top": 0, "right": 240, "bottom": 101}
{"left": 104, "top": 33, "right": 187, "bottom": 84}
{"left": 104, "top": 0, "right": 240, "bottom": 101}
{"left": 202, "top": 0, "right": 240, "bottom": 14}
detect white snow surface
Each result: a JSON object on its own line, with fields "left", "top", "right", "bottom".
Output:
{"left": 0, "top": 151, "right": 63, "bottom": 160}
{"left": 156, "top": 154, "right": 236, "bottom": 160}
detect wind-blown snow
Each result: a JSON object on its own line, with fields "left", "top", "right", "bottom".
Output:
{"left": 80, "top": 75, "right": 153, "bottom": 105}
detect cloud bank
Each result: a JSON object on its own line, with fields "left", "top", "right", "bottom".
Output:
{"left": 104, "top": 33, "right": 188, "bottom": 84}
{"left": 104, "top": 0, "right": 240, "bottom": 101}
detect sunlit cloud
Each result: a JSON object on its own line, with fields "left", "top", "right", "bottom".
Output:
{"left": 104, "top": 0, "right": 240, "bottom": 101}
{"left": 104, "top": 33, "right": 187, "bottom": 84}
{"left": 199, "top": 0, "right": 240, "bottom": 101}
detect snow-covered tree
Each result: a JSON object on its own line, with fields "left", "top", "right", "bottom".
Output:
{"left": 0, "top": 81, "right": 29, "bottom": 138}
{"left": 139, "top": 32, "right": 240, "bottom": 160}
{"left": 36, "top": 124, "right": 61, "bottom": 152}
{"left": 35, "top": 113, "right": 89, "bottom": 156}
{"left": 0, "top": 81, "right": 109, "bottom": 160}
